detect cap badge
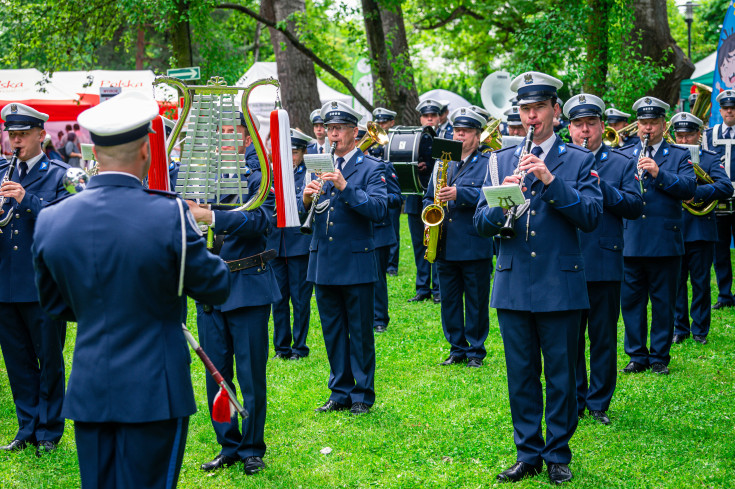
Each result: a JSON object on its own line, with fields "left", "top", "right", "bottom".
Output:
{"left": 524, "top": 74, "right": 533, "bottom": 84}
{"left": 461, "top": 108, "right": 466, "bottom": 114}
{"left": 331, "top": 101, "right": 338, "bottom": 109}
{"left": 645, "top": 98, "right": 652, "bottom": 105}
{"left": 10, "top": 104, "right": 17, "bottom": 113}
{"left": 579, "top": 95, "right": 586, "bottom": 103}
{"left": 682, "top": 114, "right": 687, "bottom": 119}
{"left": 728, "top": 91, "right": 733, "bottom": 97}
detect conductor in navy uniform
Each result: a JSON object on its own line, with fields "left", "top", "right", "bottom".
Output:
{"left": 32, "top": 91, "right": 231, "bottom": 488}
{"left": 0, "top": 103, "right": 69, "bottom": 456}
{"left": 703, "top": 90, "right": 735, "bottom": 309}
{"left": 563, "top": 94, "right": 643, "bottom": 426}
{"left": 267, "top": 129, "right": 314, "bottom": 359}
{"left": 407, "top": 99, "right": 443, "bottom": 303}
{"left": 474, "top": 72, "right": 602, "bottom": 484}
{"left": 424, "top": 107, "right": 493, "bottom": 367}
{"left": 619, "top": 96, "right": 696, "bottom": 375}
{"left": 372, "top": 107, "right": 402, "bottom": 276}
{"left": 301, "top": 100, "right": 387, "bottom": 415}
{"left": 188, "top": 112, "right": 279, "bottom": 476}
{"left": 672, "top": 113, "right": 733, "bottom": 345}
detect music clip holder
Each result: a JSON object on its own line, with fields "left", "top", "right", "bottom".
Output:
{"left": 431, "top": 138, "right": 463, "bottom": 163}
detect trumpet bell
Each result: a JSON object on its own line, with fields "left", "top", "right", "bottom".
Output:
{"left": 63, "top": 167, "right": 90, "bottom": 194}
{"left": 602, "top": 127, "right": 619, "bottom": 147}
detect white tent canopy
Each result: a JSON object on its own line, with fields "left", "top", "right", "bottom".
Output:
{"left": 50, "top": 70, "right": 178, "bottom": 102}
{"left": 692, "top": 51, "right": 716, "bottom": 80}
{"left": 0, "top": 69, "right": 80, "bottom": 101}
{"left": 419, "top": 89, "right": 472, "bottom": 115}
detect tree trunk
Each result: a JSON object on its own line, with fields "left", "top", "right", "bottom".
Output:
{"left": 170, "top": 0, "right": 193, "bottom": 67}
{"left": 633, "top": 0, "right": 694, "bottom": 105}
{"left": 584, "top": 0, "right": 609, "bottom": 95}
{"left": 261, "top": 0, "right": 321, "bottom": 133}
{"left": 380, "top": 3, "right": 420, "bottom": 125}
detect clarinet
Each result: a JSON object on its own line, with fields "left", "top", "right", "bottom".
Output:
{"left": 300, "top": 142, "right": 337, "bottom": 235}
{"left": 0, "top": 149, "right": 20, "bottom": 228}
{"left": 498, "top": 125, "right": 535, "bottom": 239}
{"left": 637, "top": 133, "right": 650, "bottom": 193}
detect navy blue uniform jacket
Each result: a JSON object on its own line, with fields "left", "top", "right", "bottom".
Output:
{"left": 682, "top": 148, "right": 733, "bottom": 242}
{"left": 299, "top": 152, "right": 388, "bottom": 285}
{"left": 619, "top": 141, "right": 697, "bottom": 256}
{"left": 0, "top": 155, "right": 69, "bottom": 302}
{"left": 32, "top": 173, "right": 230, "bottom": 422}
{"left": 266, "top": 162, "right": 312, "bottom": 257}
{"left": 374, "top": 160, "right": 401, "bottom": 248}
{"left": 474, "top": 136, "right": 603, "bottom": 311}
{"left": 579, "top": 145, "right": 643, "bottom": 282}
{"left": 423, "top": 149, "right": 493, "bottom": 261}
{"left": 213, "top": 169, "right": 280, "bottom": 311}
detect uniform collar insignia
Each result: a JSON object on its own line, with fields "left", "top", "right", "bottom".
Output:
{"left": 633, "top": 148, "right": 640, "bottom": 156}
{"left": 356, "top": 155, "right": 363, "bottom": 164}
{"left": 471, "top": 154, "right": 478, "bottom": 163}
{"left": 601, "top": 151, "right": 608, "bottom": 161}
{"left": 296, "top": 164, "right": 304, "bottom": 173}
{"left": 558, "top": 143, "right": 566, "bottom": 155}
{"left": 169, "top": 161, "right": 174, "bottom": 170}
{"left": 663, "top": 147, "right": 669, "bottom": 156}
{"left": 40, "top": 160, "right": 48, "bottom": 170}
{"left": 514, "top": 146, "right": 522, "bottom": 157}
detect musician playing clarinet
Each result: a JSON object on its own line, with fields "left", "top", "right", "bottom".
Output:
{"left": 474, "top": 72, "right": 602, "bottom": 485}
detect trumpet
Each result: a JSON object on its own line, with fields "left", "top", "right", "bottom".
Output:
{"left": 301, "top": 142, "right": 337, "bottom": 235}
{"left": 499, "top": 124, "right": 534, "bottom": 239}
{"left": 0, "top": 149, "right": 20, "bottom": 228}
{"left": 602, "top": 121, "right": 638, "bottom": 147}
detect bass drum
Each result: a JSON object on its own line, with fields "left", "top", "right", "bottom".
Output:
{"left": 385, "top": 126, "right": 435, "bottom": 195}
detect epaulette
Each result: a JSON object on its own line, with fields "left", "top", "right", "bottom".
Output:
{"left": 0, "top": 159, "right": 8, "bottom": 169}
{"left": 701, "top": 148, "right": 718, "bottom": 156}
{"left": 611, "top": 148, "right": 633, "bottom": 158}
{"left": 566, "top": 143, "right": 592, "bottom": 153}
{"left": 361, "top": 153, "right": 383, "bottom": 165}
{"left": 47, "top": 193, "right": 74, "bottom": 206}
{"left": 619, "top": 143, "right": 636, "bottom": 151}
{"left": 668, "top": 143, "right": 692, "bottom": 152}
{"left": 50, "top": 159, "right": 70, "bottom": 169}
{"left": 143, "top": 188, "right": 178, "bottom": 199}
{"left": 496, "top": 145, "right": 518, "bottom": 155}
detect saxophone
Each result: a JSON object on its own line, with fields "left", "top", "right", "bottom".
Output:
{"left": 422, "top": 157, "right": 449, "bottom": 263}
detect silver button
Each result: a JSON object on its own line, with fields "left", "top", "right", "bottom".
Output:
{"left": 331, "top": 191, "right": 335, "bottom": 196}
{"left": 642, "top": 214, "right": 646, "bottom": 219}
{"left": 13, "top": 246, "right": 18, "bottom": 251}
{"left": 17, "top": 213, "right": 21, "bottom": 217}
{"left": 329, "top": 236, "right": 333, "bottom": 241}
{"left": 256, "top": 268, "right": 261, "bottom": 272}
{"left": 531, "top": 252, "right": 536, "bottom": 257}
{"left": 643, "top": 189, "right": 647, "bottom": 193}
{"left": 14, "top": 230, "right": 18, "bottom": 235}
{"left": 530, "top": 231, "right": 536, "bottom": 236}
{"left": 329, "top": 222, "right": 334, "bottom": 226}
{"left": 330, "top": 207, "right": 334, "bottom": 212}
{"left": 531, "top": 191, "right": 536, "bottom": 196}
{"left": 614, "top": 245, "right": 618, "bottom": 249}
{"left": 549, "top": 200, "right": 555, "bottom": 204}
{"left": 449, "top": 218, "right": 452, "bottom": 222}
{"left": 574, "top": 265, "right": 578, "bottom": 269}
{"left": 40, "top": 197, "right": 43, "bottom": 201}
{"left": 674, "top": 226, "right": 678, "bottom": 230}
{"left": 364, "top": 247, "right": 368, "bottom": 251}
{"left": 497, "top": 222, "right": 502, "bottom": 226}
{"left": 643, "top": 202, "right": 647, "bottom": 206}
{"left": 531, "top": 210, "right": 536, "bottom": 216}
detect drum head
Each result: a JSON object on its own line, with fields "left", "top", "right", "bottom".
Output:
{"left": 386, "top": 126, "right": 435, "bottom": 194}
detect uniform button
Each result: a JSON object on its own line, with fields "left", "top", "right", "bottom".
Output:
{"left": 643, "top": 189, "right": 647, "bottom": 193}
{"left": 331, "top": 191, "right": 335, "bottom": 196}
{"left": 531, "top": 191, "right": 536, "bottom": 196}
{"left": 330, "top": 207, "right": 334, "bottom": 212}
{"left": 549, "top": 200, "right": 555, "bottom": 204}
{"left": 14, "top": 230, "right": 18, "bottom": 235}
{"left": 329, "top": 236, "right": 333, "bottom": 241}
{"left": 449, "top": 218, "right": 452, "bottom": 222}
{"left": 329, "top": 222, "right": 334, "bottom": 226}
{"left": 614, "top": 245, "right": 618, "bottom": 249}
{"left": 643, "top": 202, "right": 646, "bottom": 205}
{"left": 256, "top": 268, "right": 261, "bottom": 272}
{"left": 531, "top": 252, "right": 536, "bottom": 257}
{"left": 40, "top": 197, "right": 43, "bottom": 201}
{"left": 364, "top": 247, "right": 368, "bottom": 251}
{"left": 674, "top": 226, "right": 678, "bottom": 230}
{"left": 531, "top": 210, "right": 536, "bottom": 216}
{"left": 530, "top": 231, "right": 536, "bottom": 236}
{"left": 13, "top": 246, "right": 18, "bottom": 251}
{"left": 574, "top": 265, "right": 578, "bottom": 269}
{"left": 642, "top": 214, "right": 646, "bottom": 219}
{"left": 17, "top": 213, "right": 21, "bottom": 217}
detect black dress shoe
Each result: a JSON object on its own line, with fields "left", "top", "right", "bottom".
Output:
{"left": 314, "top": 400, "right": 350, "bottom": 413}
{"left": 374, "top": 324, "right": 387, "bottom": 333}
{"left": 467, "top": 358, "right": 483, "bottom": 368}
{"left": 274, "top": 352, "right": 290, "bottom": 360}
{"left": 547, "top": 463, "right": 573, "bottom": 484}
{"left": 35, "top": 441, "right": 57, "bottom": 457}
{"left": 289, "top": 353, "right": 302, "bottom": 360}
{"left": 496, "top": 461, "right": 543, "bottom": 483}
{"left": 622, "top": 361, "right": 648, "bottom": 373}
{"left": 713, "top": 301, "right": 734, "bottom": 310}
{"left": 651, "top": 362, "right": 669, "bottom": 375}
{"left": 243, "top": 456, "right": 265, "bottom": 475}
{"left": 590, "top": 410, "right": 610, "bottom": 425}
{"left": 672, "top": 334, "right": 689, "bottom": 344}
{"left": 433, "top": 294, "right": 441, "bottom": 304}
{"left": 200, "top": 453, "right": 239, "bottom": 471}
{"left": 693, "top": 335, "right": 708, "bottom": 345}
{"left": 407, "top": 293, "right": 431, "bottom": 302}
{"left": 0, "top": 439, "right": 28, "bottom": 452}
{"left": 350, "top": 402, "right": 370, "bottom": 414}
{"left": 440, "top": 355, "right": 466, "bottom": 366}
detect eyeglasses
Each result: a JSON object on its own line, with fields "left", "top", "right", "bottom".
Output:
{"left": 326, "top": 124, "right": 355, "bottom": 133}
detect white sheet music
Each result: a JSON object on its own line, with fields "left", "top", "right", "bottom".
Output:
{"left": 483, "top": 184, "right": 525, "bottom": 209}
{"left": 304, "top": 154, "right": 334, "bottom": 174}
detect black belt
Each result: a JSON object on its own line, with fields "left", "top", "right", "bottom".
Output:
{"left": 225, "top": 249, "right": 277, "bottom": 272}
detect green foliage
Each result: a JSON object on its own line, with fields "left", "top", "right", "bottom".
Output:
{"left": 1, "top": 215, "right": 735, "bottom": 487}
{"left": 669, "top": 0, "right": 729, "bottom": 64}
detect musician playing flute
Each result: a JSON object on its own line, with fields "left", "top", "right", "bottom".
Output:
{"left": 474, "top": 72, "right": 602, "bottom": 485}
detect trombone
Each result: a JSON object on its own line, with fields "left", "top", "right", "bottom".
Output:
{"left": 602, "top": 121, "right": 638, "bottom": 147}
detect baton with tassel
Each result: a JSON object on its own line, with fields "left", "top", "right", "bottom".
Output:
{"left": 182, "top": 324, "right": 248, "bottom": 422}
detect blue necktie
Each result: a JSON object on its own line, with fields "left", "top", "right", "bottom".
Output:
{"left": 531, "top": 146, "right": 543, "bottom": 158}
{"left": 18, "top": 161, "right": 28, "bottom": 181}
{"left": 336, "top": 157, "right": 345, "bottom": 172}
{"left": 646, "top": 146, "right": 653, "bottom": 158}
{"left": 319, "top": 146, "right": 324, "bottom": 154}
{"left": 725, "top": 127, "right": 732, "bottom": 139}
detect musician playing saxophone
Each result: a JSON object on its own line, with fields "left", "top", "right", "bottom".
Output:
{"left": 618, "top": 97, "right": 696, "bottom": 376}
{"left": 563, "top": 94, "right": 642, "bottom": 426}
{"left": 422, "top": 107, "right": 493, "bottom": 367}
{"left": 671, "top": 112, "right": 733, "bottom": 346}
{"left": 474, "top": 72, "right": 602, "bottom": 485}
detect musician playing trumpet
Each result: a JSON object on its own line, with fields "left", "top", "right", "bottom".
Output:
{"left": 618, "top": 97, "right": 696, "bottom": 376}
{"left": 563, "top": 94, "right": 642, "bottom": 426}
{"left": 671, "top": 113, "right": 733, "bottom": 345}
{"left": 301, "top": 101, "right": 387, "bottom": 415}
{"left": 474, "top": 72, "right": 602, "bottom": 485}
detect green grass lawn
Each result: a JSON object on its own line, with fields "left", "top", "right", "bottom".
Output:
{"left": 2, "top": 213, "right": 735, "bottom": 488}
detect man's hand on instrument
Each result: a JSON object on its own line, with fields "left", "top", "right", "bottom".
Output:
{"left": 303, "top": 179, "right": 323, "bottom": 207}
{"left": 437, "top": 186, "right": 457, "bottom": 202}
{"left": 321, "top": 170, "right": 347, "bottom": 191}
{"left": 503, "top": 174, "right": 526, "bottom": 192}
{"left": 417, "top": 161, "right": 428, "bottom": 172}
{"left": 0, "top": 181, "right": 25, "bottom": 204}
{"left": 185, "top": 200, "right": 213, "bottom": 225}
{"left": 519, "top": 154, "right": 555, "bottom": 186}
{"left": 637, "top": 156, "right": 659, "bottom": 178}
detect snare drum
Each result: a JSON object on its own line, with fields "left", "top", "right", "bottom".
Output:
{"left": 385, "top": 126, "right": 435, "bottom": 194}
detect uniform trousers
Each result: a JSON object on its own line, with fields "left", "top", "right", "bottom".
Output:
{"left": 271, "top": 255, "right": 312, "bottom": 357}
{"left": 387, "top": 207, "right": 401, "bottom": 272}
{"left": 407, "top": 213, "right": 439, "bottom": 296}
{"left": 436, "top": 258, "right": 492, "bottom": 359}
{"left": 713, "top": 213, "right": 735, "bottom": 304}
{"left": 497, "top": 309, "right": 580, "bottom": 465}
{"left": 621, "top": 256, "right": 681, "bottom": 366}
{"left": 0, "top": 302, "right": 66, "bottom": 443}
{"left": 315, "top": 283, "right": 376, "bottom": 406}
{"left": 374, "top": 245, "right": 391, "bottom": 328}
{"left": 675, "top": 241, "right": 714, "bottom": 337}
{"left": 75, "top": 417, "right": 188, "bottom": 489}
{"left": 196, "top": 304, "right": 270, "bottom": 459}
{"left": 576, "top": 281, "right": 620, "bottom": 414}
